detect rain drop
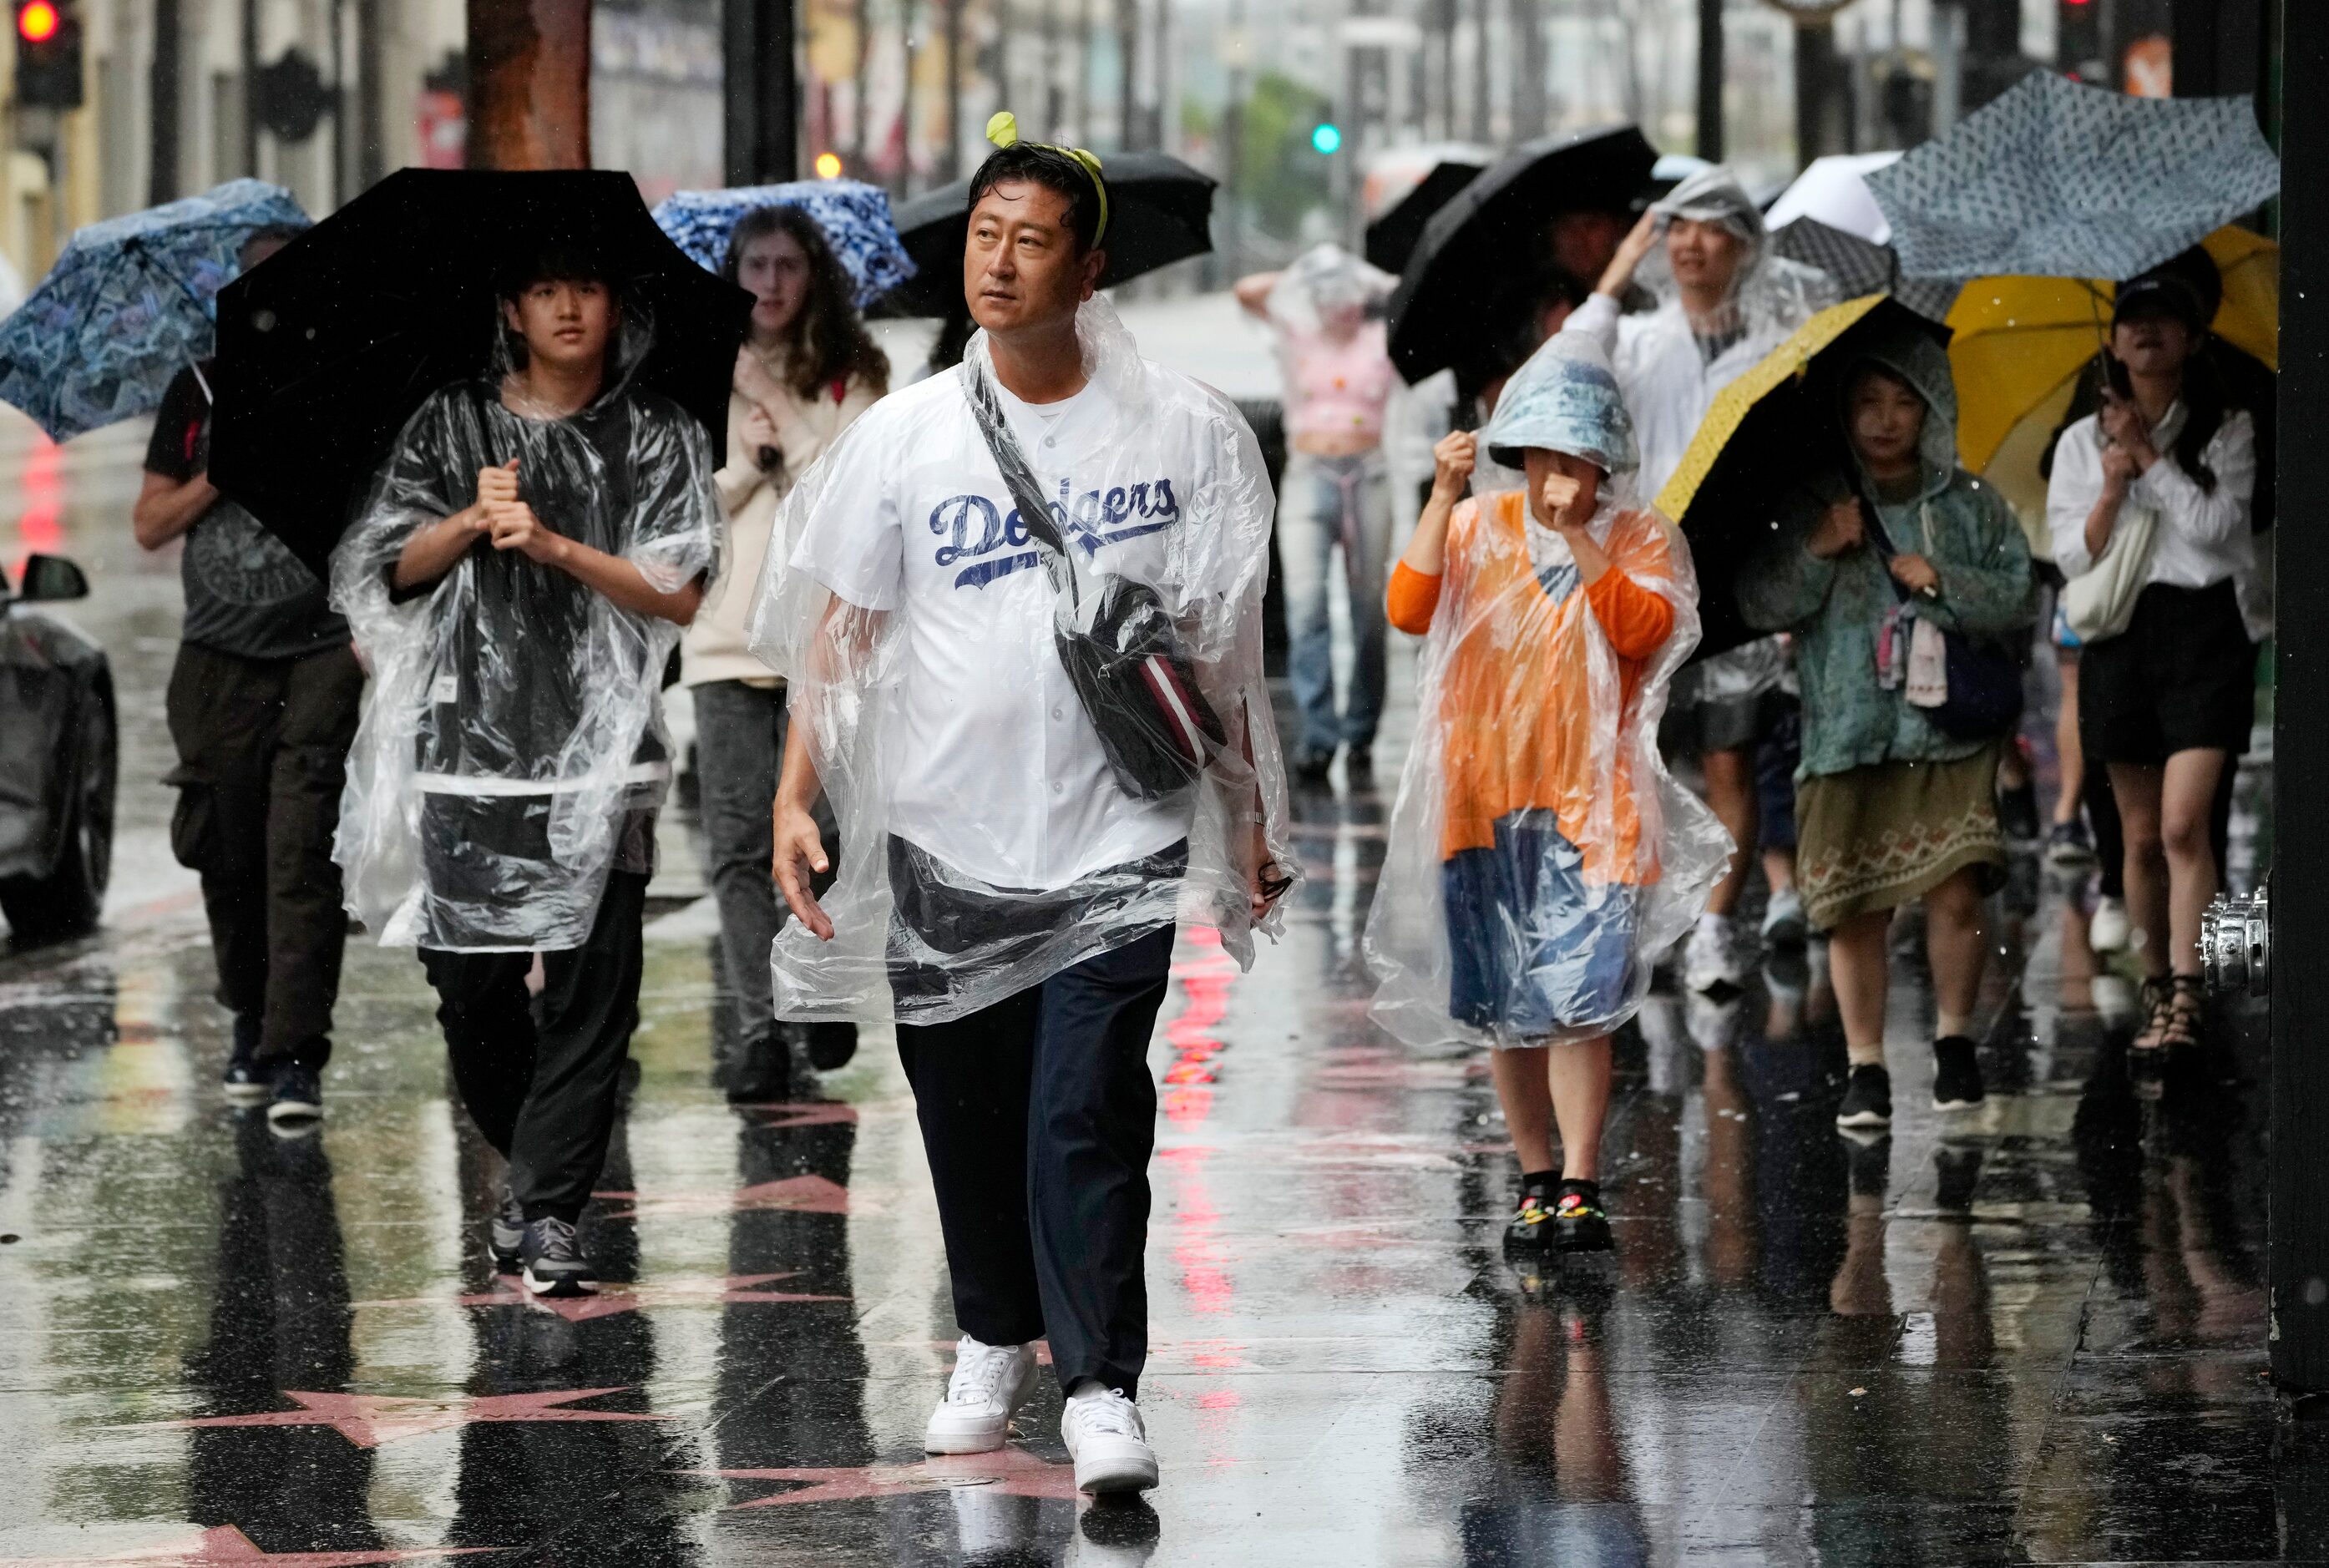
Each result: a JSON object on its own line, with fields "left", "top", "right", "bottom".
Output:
{"left": 253, "top": 309, "right": 276, "bottom": 332}
{"left": 2306, "top": 1277, "right": 2327, "bottom": 1307}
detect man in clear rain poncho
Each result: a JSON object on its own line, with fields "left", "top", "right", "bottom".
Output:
{"left": 1368, "top": 325, "right": 1728, "bottom": 1259}
{"left": 1233, "top": 242, "right": 1400, "bottom": 781}
{"left": 332, "top": 242, "right": 718, "bottom": 1299}
{"left": 748, "top": 116, "right": 1293, "bottom": 1495}
{"left": 1582, "top": 167, "right": 1840, "bottom": 991}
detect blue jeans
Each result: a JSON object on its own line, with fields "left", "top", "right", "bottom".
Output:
{"left": 1278, "top": 449, "right": 1391, "bottom": 757}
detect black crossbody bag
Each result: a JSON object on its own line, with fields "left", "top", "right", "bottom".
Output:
{"left": 963, "top": 363, "right": 1226, "bottom": 801}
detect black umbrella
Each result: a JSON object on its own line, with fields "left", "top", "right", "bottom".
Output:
{"left": 1364, "top": 157, "right": 1487, "bottom": 275}
{"left": 209, "top": 167, "right": 752, "bottom": 578}
{"left": 1385, "top": 124, "right": 1658, "bottom": 387}
{"left": 1661, "top": 296, "right": 1951, "bottom": 663}
{"left": 878, "top": 151, "right": 1217, "bottom": 317}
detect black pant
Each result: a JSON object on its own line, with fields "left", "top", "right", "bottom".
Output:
{"left": 420, "top": 870, "right": 647, "bottom": 1223}
{"left": 164, "top": 641, "right": 364, "bottom": 1069}
{"left": 896, "top": 924, "right": 1176, "bottom": 1399}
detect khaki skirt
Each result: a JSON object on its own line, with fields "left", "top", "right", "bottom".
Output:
{"left": 1795, "top": 748, "right": 2006, "bottom": 932}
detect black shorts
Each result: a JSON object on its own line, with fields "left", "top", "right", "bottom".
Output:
{"left": 2080, "top": 580, "right": 2257, "bottom": 765}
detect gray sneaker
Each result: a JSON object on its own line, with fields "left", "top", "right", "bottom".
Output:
{"left": 489, "top": 1188, "right": 525, "bottom": 1272}
{"left": 519, "top": 1216, "right": 596, "bottom": 1297}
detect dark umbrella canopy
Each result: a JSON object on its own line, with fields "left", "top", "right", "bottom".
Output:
{"left": 1663, "top": 296, "right": 1951, "bottom": 662}
{"left": 1385, "top": 124, "right": 1658, "bottom": 387}
{"left": 1769, "top": 216, "right": 1896, "bottom": 301}
{"left": 1364, "top": 158, "right": 1488, "bottom": 275}
{"left": 879, "top": 150, "right": 1217, "bottom": 316}
{"left": 209, "top": 168, "right": 752, "bottom": 578}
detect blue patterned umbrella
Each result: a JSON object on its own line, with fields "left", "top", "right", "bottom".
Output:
{"left": 0, "top": 179, "right": 309, "bottom": 440}
{"left": 1866, "top": 72, "right": 2279, "bottom": 282}
{"left": 651, "top": 180, "right": 914, "bottom": 309}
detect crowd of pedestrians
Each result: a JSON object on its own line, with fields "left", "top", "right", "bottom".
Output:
{"left": 131, "top": 124, "right": 2266, "bottom": 1503}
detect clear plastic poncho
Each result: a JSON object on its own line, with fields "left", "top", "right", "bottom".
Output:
{"left": 1365, "top": 329, "right": 1730, "bottom": 1049}
{"left": 747, "top": 296, "right": 1294, "bottom": 1025}
{"left": 332, "top": 305, "right": 721, "bottom": 952}
{"left": 1263, "top": 242, "right": 1397, "bottom": 336}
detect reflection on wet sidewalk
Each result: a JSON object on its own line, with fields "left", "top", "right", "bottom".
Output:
{"left": 0, "top": 647, "right": 2322, "bottom": 1562}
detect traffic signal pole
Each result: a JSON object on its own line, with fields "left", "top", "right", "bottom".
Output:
{"left": 724, "top": 0, "right": 798, "bottom": 185}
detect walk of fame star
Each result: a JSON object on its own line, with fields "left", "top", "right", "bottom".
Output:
{"left": 448, "top": 1273, "right": 848, "bottom": 1323}
{"left": 592, "top": 1173, "right": 855, "bottom": 1219}
{"left": 0, "top": 1523, "right": 495, "bottom": 1563}
{"left": 154, "top": 1388, "right": 664, "bottom": 1449}
{"left": 692, "top": 1447, "right": 1082, "bottom": 1507}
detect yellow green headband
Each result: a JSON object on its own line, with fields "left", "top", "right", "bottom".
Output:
{"left": 985, "top": 111, "right": 1109, "bottom": 246}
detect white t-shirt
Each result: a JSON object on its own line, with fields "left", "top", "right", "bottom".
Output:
{"left": 789, "top": 364, "right": 1234, "bottom": 891}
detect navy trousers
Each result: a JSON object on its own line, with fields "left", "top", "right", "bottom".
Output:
{"left": 895, "top": 924, "right": 1175, "bottom": 1399}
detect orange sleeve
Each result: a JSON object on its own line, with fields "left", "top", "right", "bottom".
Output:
{"left": 1387, "top": 561, "right": 1442, "bottom": 635}
{"left": 1585, "top": 571, "right": 1675, "bottom": 660}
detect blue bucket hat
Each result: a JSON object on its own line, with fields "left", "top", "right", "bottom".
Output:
{"left": 1483, "top": 326, "right": 1638, "bottom": 476}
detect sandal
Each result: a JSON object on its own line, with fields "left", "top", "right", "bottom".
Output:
{"left": 2130, "top": 974, "right": 2206, "bottom": 1052}
{"left": 2130, "top": 975, "right": 2175, "bottom": 1052}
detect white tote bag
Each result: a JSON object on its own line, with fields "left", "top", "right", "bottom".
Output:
{"left": 2062, "top": 498, "right": 2159, "bottom": 643}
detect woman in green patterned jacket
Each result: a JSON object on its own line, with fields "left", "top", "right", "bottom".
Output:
{"left": 1738, "top": 321, "right": 2035, "bottom": 1133}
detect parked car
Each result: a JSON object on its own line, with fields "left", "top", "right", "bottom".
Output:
{"left": 0, "top": 554, "right": 114, "bottom": 944}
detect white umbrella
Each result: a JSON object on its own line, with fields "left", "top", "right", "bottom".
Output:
{"left": 1764, "top": 152, "right": 1902, "bottom": 244}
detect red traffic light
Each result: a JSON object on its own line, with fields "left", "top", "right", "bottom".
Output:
{"left": 17, "top": 2, "right": 60, "bottom": 43}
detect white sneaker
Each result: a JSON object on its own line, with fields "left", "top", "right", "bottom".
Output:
{"left": 1760, "top": 886, "right": 1807, "bottom": 948}
{"left": 923, "top": 1336, "right": 1039, "bottom": 1454}
{"left": 2089, "top": 896, "right": 2131, "bottom": 953}
{"left": 1683, "top": 915, "right": 1746, "bottom": 994}
{"left": 1060, "top": 1385, "right": 1159, "bottom": 1493}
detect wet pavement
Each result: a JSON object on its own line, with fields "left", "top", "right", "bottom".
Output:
{"left": 3, "top": 407, "right": 2326, "bottom": 1565}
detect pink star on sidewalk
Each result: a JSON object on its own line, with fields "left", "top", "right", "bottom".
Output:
{"left": 593, "top": 1174, "right": 854, "bottom": 1219}
{"left": 729, "top": 1100, "right": 861, "bottom": 1129}
{"left": 695, "top": 1447, "right": 1081, "bottom": 1507}
{"left": 451, "top": 1273, "right": 848, "bottom": 1323}
{"left": 0, "top": 1522, "right": 496, "bottom": 1564}
{"left": 156, "top": 1388, "right": 663, "bottom": 1449}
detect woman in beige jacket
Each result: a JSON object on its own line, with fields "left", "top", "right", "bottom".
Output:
{"left": 682, "top": 205, "right": 886, "bottom": 1098}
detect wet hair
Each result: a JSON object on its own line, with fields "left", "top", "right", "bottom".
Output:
{"left": 1843, "top": 359, "right": 1919, "bottom": 405}
{"left": 495, "top": 241, "right": 620, "bottom": 372}
{"left": 966, "top": 143, "right": 1106, "bottom": 255}
{"left": 722, "top": 205, "right": 889, "bottom": 398}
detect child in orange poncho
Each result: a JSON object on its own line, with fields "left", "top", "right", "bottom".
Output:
{"left": 1364, "top": 327, "right": 1728, "bottom": 1257}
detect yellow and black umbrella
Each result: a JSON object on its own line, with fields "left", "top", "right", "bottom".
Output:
{"left": 1942, "top": 225, "right": 2278, "bottom": 540}
{"left": 1656, "top": 292, "right": 1947, "bottom": 660}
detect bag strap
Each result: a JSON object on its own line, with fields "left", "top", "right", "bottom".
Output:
{"left": 963, "top": 361, "right": 1081, "bottom": 612}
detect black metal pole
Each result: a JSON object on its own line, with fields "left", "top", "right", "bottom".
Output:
{"left": 1697, "top": 0, "right": 1724, "bottom": 162}
{"left": 149, "top": 0, "right": 180, "bottom": 203}
{"left": 355, "top": 0, "right": 382, "bottom": 189}
{"left": 241, "top": 0, "right": 260, "bottom": 175}
{"left": 725, "top": 0, "right": 799, "bottom": 185}
{"left": 2271, "top": 0, "right": 2327, "bottom": 1400}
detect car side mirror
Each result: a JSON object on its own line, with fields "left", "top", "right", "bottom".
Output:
{"left": 15, "top": 554, "right": 90, "bottom": 603}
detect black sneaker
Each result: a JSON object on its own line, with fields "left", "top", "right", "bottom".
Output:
{"left": 519, "top": 1216, "right": 597, "bottom": 1297}
{"left": 1932, "top": 1036, "right": 1986, "bottom": 1111}
{"left": 266, "top": 1064, "right": 323, "bottom": 1125}
{"left": 1344, "top": 746, "right": 1374, "bottom": 781}
{"left": 1835, "top": 1064, "right": 1893, "bottom": 1129}
{"left": 1548, "top": 1181, "right": 1613, "bottom": 1254}
{"left": 2044, "top": 817, "right": 2095, "bottom": 867}
{"left": 724, "top": 1033, "right": 796, "bottom": 1104}
{"left": 222, "top": 1014, "right": 271, "bottom": 1103}
{"left": 802, "top": 1020, "right": 859, "bottom": 1073}
{"left": 489, "top": 1187, "right": 525, "bottom": 1272}
{"left": 1292, "top": 750, "right": 1335, "bottom": 786}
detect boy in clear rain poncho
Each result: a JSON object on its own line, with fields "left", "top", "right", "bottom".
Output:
{"left": 332, "top": 243, "right": 719, "bottom": 1298}
{"left": 1582, "top": 167, "right": 1840, "bottom": 992}
{"left": 1367, "top": 325, "right": 1728, "bottom": 1258}
{"left": 747, "top": 118, "right": 1292, "bottom": 1495}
